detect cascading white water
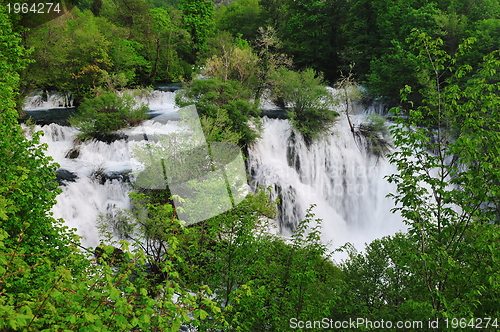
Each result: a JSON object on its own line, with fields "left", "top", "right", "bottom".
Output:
{"left": 24, "top": 91, "right": 179, "bottom": 248}
{"left": 33, "top": 122, "right": 133, "bottom": 248}
{"left": 247, "top": 114, "right": 405, "bottom": 261}
{"left": 24, "top": 91, "right": 74, "bottom": 109}
{"left": 25, "top": 89, "right": 405, "bottom": 259}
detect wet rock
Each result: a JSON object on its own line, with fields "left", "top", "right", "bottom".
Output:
{"left": 92, "top": 133, "right": 128, "bottom": 144}
{"left": 286, "top": 131, "right": 301, "bottom": 173}
{"left": 65, "top": 147, "right": 80, "bottom": 159}
{"left": 55, "top": 169, "right": 78, "bottom": 186}
{"left": 91, "top": 168, "right": 131, "bottom": 185}
{"left": 101, "top": 171, "right": 131, "bottom": 184}
{"left": 260, "top": 108, "right": 288, "bottom": 119}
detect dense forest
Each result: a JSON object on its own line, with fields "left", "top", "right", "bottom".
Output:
{"left": 2, "top": 0, "right": 500, "bottom": 330}
{"left": 11, "top": 0, "right": 500, "bottom": 106}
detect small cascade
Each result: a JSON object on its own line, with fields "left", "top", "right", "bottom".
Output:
{"left": 34, "top": 123, "right": 132, "bottom": 246}
{"left": 35, "top": 124, "right": 80, "bottom": 164}
{"left": 25, "top": 90, "right": 180, "bottom": 247}
{"left": 52, "top": 177, "right": 130, "bottom": 248}
{"left": 24, "top": 91, "right": 73, "bottom": 109}
{"left": 39, "top": 122, "right": 75, "bottom": 141}
{"left": 131, "top": 90, "right": 178, "bottom": 118}
{"left": 247, "top": 114, "right": 405, "bottom": 259}
{"left": 78, "top": 140, "right": 132, "bottom": 172}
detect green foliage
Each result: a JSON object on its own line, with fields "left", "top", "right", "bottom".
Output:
{"left": 271, "top": 68, "right": 339, "bottom": 142}
{"left": 7, "top": 1, "right": 500, "bottom": 328}
{"left": 96, "top": 0, "right": 195, "bottom": 83}
{"left": 148, "top": 0, "right": 181, "bottom": 8}
{"left": 356, "top": 113, "right": 392, "bottom": 159}
{"left": 204, "top": 33, "right": 260, "bottom": 88}
{"left": 0, "top": 4, "right": 78, "bottom": 296}
{"left": 280, "top": 0, "right": 348, "bottom": 82}
{"left": 343, "top": 0, "right": 500, "bottom": 103}
{"left": 100, "top": 0, "right": 151, "bottom": 31}
{"left": 4, "top": 8, "right": 210, "bottom": 330}
{"left": 337, "top": 31, "right": 500, "bottom": 321}
{"left": 13, "top": 0, "right": 500, "bottom": 106}
{"left": 130, "top": 103, "right": 251, "bottom": 228}
{"left": 0, "top": 11, "right": 224, "bottom": 320}
{"left": 145, "top": 6, "right": 194, "bottom": 82}
{"left": 215, "top": 0, "right": 267, "bottom": 41}
{"left": 365, "top": 41, "right": 422, "bottom": 105}
{"left": 340, "top": 233, "right": 442, "bottom": 321}
{"left": 97, "top": 178, "right": 343, "bottom": 331}
{"left": 0, "top": 227, "right": 225, "bottom": 331}
{"left": 108, "top": 38, "right": 149, "bottom": 85}
{"left": 384, "top": 31, "right": 500, "bottom": 316}
{"left": 0, "top": 8, "right": 223, "bottom": 316}
{"left": 98, "top": 193, "right": 194, "bottom": 289}
{"left": 180, "top": 0, "right": 215, "bottom": 53}
{"left": 200, "top": 108, "right": 243, "bottom": 144}
{"left": 19, "top": 0, "right": 196, "bottom": 100}
{"left": 179, "top": 198, "right": 342, "bottom": 331}
{"left": 69, "top": 92, "right": 148, "bottom": 138}
{"left": 176, "top": 78, "right": 260, "bottom": 146}
{"left": 346, "top": 0, "right": 440, "bottom": 103}
{"left": 21, "top": 7, "right": 113, "bottom": 102}
{"left": 260, "top": 0, "right": 345, "bottom": 81}
{"left": 341, "top": 223, "right": 500, "bottom": 319}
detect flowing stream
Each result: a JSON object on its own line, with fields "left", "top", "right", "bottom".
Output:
{"left": 24, "top": 90, "right": 405, "bottom": 260}
{"left": 247, "top": 115, "right": 404, "bottom": 259}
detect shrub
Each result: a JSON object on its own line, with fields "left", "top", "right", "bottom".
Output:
{"left": 356, "top": 113, "right": 392, "bottom": 159}
{"left": 175, "top": 78, "right": 260, "bottom": 146}
{"left": 271, "top": 68, "right": 339, "bottom": 143}
{"left": 69, "top": 92, "right": 148, "bottom": 139}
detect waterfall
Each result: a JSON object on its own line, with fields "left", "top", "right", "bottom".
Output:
{"left": 24, "top": 89, "right": 405, "bottom": 258}
{"left": 24, "top": 91, "right": 74, "bottom": 109}
{"left": 34, "top": 123, "right": 132, "bottom": 248}
{"left": 247, "top": 115, "right": 405, "bottom": 260}
{"left": 24, "top": 91, "right": 179, "bottom": 248}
